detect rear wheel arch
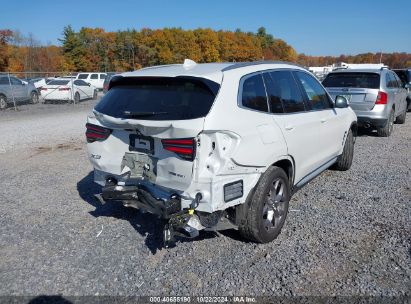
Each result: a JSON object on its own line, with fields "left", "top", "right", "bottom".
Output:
{"left": 270, "top": 158, "right": 294, "bottom": 188}
{"left": 235, "top": 157, "right": 294, "bottom": 226}
{"left": 350, "top": 122, "right": 358, "bottom": 139}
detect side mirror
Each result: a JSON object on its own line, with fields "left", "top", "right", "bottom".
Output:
{"left": 404, "top": 83, "right": 410, "bottom": 89}
{"left": 88, "top": 83, "right": 91, "bottom": 86}
{"left": 335, "top": 95, "right": 349, "bottom": 108}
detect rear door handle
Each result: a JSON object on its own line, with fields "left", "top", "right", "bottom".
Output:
{"left": 285, "top": 125, "right": 294, "bottom": 131}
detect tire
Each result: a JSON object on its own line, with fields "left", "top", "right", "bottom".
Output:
{"left": 30, "top": 91, "right": 39, "bottom": 104}
{"left": 0, "top": 95, "right": 7, "bottom": 110}
{"left": 332, "top": 129, "right": 354, "bottom": 171}
{"left": 377, "top": 108, "right": 394, "bottom": 137}
{"left": 92, "top": 90, "right": 97, "bottom": 100}
{"left": 74, "top": 92, "right": 80, "bottom": 104}
{"left": 239, "top": 166, "right": 290, "bottom": 243}
{"left": 395, "top": 110, "right": 406, "bottom": 124}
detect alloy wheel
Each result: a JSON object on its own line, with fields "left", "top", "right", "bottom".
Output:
{"left": 31, "top": 92, "right": 39, "bottom": 104}
{"left": 262, "top": 178, "right": 287, "bottom": 231}
{"left": 0, "top": 96, "right": 6, "bottom": 109}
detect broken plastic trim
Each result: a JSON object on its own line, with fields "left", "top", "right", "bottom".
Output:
{"left": 101, "top": 185, "right": 181, "bottom": 219}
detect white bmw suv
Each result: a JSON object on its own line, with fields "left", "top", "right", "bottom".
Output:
{"left": 86, "top": 60, "right": 357, "bottom": 246}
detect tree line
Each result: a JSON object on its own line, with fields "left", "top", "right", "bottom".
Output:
{"left": 0, "top": 27, "right": 410, "bottom": 73}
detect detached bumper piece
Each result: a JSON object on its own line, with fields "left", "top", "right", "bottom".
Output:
{"left": 101, "top": 185, "right": 181, "bottom": 219}
{"left": 101, "top": 185, "right": 199, "bottom": 248}
{"left": 100, "top": 184, "right": 198, "bottom": 248}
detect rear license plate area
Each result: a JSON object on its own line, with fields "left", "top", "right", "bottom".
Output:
{"left": 129, "top": 133, "right": 154, "bottom": 154}
{"left": 122, "top": 152, "right": 157, "bottom": 182}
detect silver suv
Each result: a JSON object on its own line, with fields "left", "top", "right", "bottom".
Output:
{"left": 323, "top": 68, "right": 408, "bottom": 137}
{"left": 0, "top": 76, "right": 39, "bottom": 110}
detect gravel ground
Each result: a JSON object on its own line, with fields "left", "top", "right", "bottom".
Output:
{"left": 0, "top": 102, "right": 410, "bottom": 297}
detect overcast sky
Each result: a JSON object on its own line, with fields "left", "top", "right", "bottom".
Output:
{"left": 1, "top": 0, "right": 410, "bottom": 56}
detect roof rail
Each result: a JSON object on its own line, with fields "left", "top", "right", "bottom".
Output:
{"left": 221, "top": 60, "right": 307, "bottom": 72}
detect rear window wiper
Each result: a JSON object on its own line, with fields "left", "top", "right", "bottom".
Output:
{"left": 123, "top": 111, "right": 168, "bottom": 117}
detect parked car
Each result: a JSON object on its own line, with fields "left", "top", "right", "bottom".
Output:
{"left": 323, "top": 68, "right": 408, "bottom": 137}
{"left": 0, "top": 75, "right": 39, "bottom": 110}
{"left": 102, "top": 72, "right": 117, "bottom": 93}
{"left": 393, "top": 68, "right": 411, "bottom": 111}
{"left": 40, "top": 78, "right": 97, "bottom": 103}
{"left": 25, "top": 78, "right": 48, "bottom": 93}
{"left": 86, "top": 60, "right": 357, "bottom": 247}
{"left": 76, "top": 72, "right": 107, "bottom": 90}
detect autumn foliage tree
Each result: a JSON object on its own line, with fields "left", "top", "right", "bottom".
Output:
{"left": 59, "top": 26, "right": 298, "bottom": 71}
{"left": 1, "top": 26, "right": 410, "bottom": 73}
{"left": 0, "top": 29, "right": 13, "bottom": 71}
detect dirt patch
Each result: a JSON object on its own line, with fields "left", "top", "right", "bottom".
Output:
{"left": 31, "top": 142, "right": 83, "bottom": 157}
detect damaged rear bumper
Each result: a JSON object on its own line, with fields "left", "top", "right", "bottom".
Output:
{"left": 101, "top": 185, "right": 181, "bottom": 219}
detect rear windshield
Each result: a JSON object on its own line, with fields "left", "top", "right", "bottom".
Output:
{"left": 322, "top": 72, "right": 380, "bottom": 89}
{"left": 95, "top": 77, "right": 220, "bottom": 120}
{"left": 47, "top": 80, "right": 70, "bottom": 85}
{"left": 77, "top": 74, "right": 89, "bottom": 79}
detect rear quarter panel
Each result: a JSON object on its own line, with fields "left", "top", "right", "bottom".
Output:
{"left": 204, "top": 69, "right": 288, "bottom": 169}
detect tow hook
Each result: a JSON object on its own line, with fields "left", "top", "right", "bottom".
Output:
{"left": 190, "top": 192, "right": 202, "bottom": 209}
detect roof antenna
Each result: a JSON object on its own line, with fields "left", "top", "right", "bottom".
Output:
{"left": 183, "top": 59, "right": 197, "bottom": 69}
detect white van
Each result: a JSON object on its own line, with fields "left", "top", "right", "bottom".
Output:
{"left": 76, "top": 73, "right": 107, "bottom": 90}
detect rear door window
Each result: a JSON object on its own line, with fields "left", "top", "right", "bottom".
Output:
{"left": 100, "top": 74, "right": 106, "bottom": 79}
{"left": 391, "top": 72, "right": 400, "bottom": 88}
{"left": 90, "top": 74, "right": 98, "bottom": 80}
{"left": 323, "top": 72, "right": 380, "bottom": 89}
{"left": 240, "top": 74, "right": 269, "bottom": 112}
{"left": 0, "top": 77, "right": 9, "bottom": 85}
{"left": 10, "top": 77, "right": 22, "bottom": 85}
{"left": 294, "top": 71, "right": 332, "bottom": 110}
{"left": 386, "top": 73, "right": 397, "bottom": 88}
{"left": 262, "top": 72, "right": 283, "bottom": 113}
{"left": 269, "top": 70, "right": 305, "bottom": 113}
{"left": 74, "top": 80, "right": 88, "bottom": 86}
{"left": 95, "top": 77, "right": 220, "bottom": 121}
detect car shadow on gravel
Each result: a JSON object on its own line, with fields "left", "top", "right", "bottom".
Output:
{"left": 356, "top": 127, "right": 379, "bottom": 137}
{"left": 77, "top": 172, "right": 218, "bottom": 254}
{"left": 28, "top": 295, "right": 72, "bottom": 304}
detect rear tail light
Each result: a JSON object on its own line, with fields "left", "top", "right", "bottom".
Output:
{"left": 375, "top": 91, "right": 388, "bottom": 104}
{"left": 59, "top": 87, "right": 71, "bottom": 91}
{"left": 85, "top": 123, "right": 112, "bottom": 143}
{"left": 161, "top": 138, "right": 196, "bottom": 161}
